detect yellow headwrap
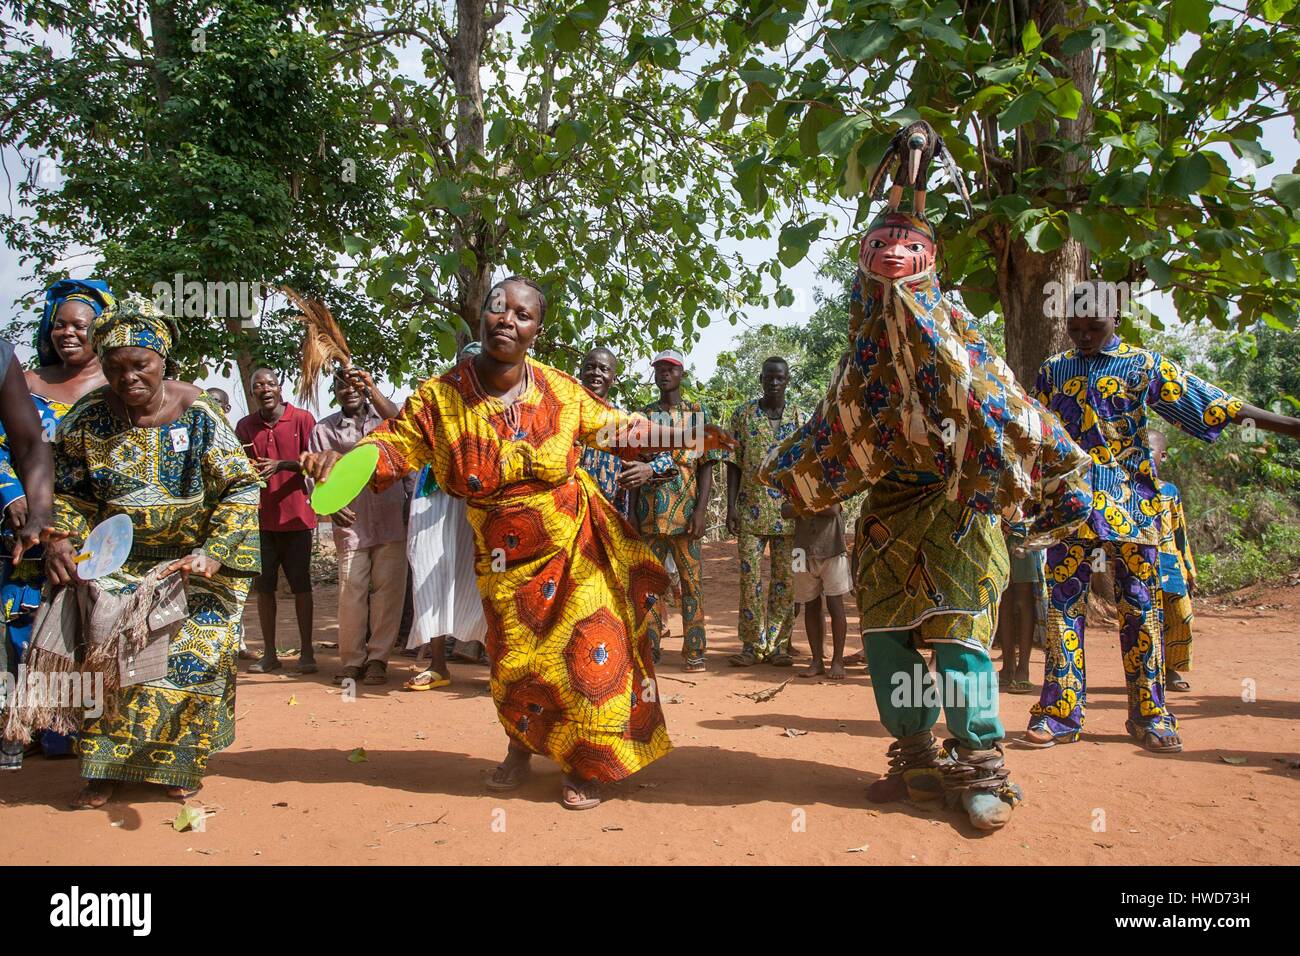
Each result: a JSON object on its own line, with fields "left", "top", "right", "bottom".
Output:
{"left": 92, "top": 294, "right": 179, "bottom": 358}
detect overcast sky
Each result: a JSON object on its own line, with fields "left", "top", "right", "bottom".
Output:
{"left": 2, "top": 12, "right": 1295, "bottom": 421}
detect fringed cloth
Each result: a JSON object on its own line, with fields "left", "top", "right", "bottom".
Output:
{"left": 2, "top": 564, "right": 183, "bottom": 741}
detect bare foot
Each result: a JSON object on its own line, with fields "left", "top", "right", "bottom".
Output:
{"left": 829, "top": 659, "right": 846, "bottom": 680}
{"left": 163, "top": 784, "right": 202, "bottom": 800}
{"left": 798, "top": 660, "right": 826, "bottom": 679}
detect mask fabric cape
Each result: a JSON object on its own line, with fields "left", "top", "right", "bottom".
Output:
{"left": 758, "top": 122, "right": 1091, "bottom": 831}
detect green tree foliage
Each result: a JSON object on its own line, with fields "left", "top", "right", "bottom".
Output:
{"left": 0, "top": 0, "right": 391, "bottom": 389}
{"left": 688, "top": 0, "right": 1300, "bottom": 381}
{"left": 316, "top": 0, "right": 792, "bottom": 381}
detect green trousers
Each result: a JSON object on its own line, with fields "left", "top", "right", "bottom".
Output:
{"left": 865, "top": 630, "right": 1004, "bottom": 750}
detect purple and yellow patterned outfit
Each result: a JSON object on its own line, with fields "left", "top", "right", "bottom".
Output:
{"left": 1028, "top": 336, "right": 1242, "bottom": 741}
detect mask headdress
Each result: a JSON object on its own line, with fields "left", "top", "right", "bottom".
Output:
{"left": 866, "top": 120, "right": 973, "bottom": 219}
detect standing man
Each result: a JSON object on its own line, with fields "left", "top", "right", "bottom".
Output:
{"left": 1023, "top": 280, "right": 1300, "bottom": 754}
{"left": 236, "top": 367, "right": 317, "bottom": 675}
{"left": 636, "top": 348, "right": 722, "bottom": 672}
{"left": 309, "top": 368, "right": 408, "bottom": 686}
{"left": 725, "top": 357, "right": 806, "bottom": 667}
{"left": 577, "top": 346, "right": 676, "bottom": 522}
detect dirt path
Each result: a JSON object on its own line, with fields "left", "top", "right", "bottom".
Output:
{"left": 2, "top": 542, "right": 1297, "bottom": 865}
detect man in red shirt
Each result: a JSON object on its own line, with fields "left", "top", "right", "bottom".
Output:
{"left": 236, "top": 367, "right": 318, "bottom": 675}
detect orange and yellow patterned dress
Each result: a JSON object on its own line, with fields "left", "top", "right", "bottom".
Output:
{"left": 358, "top": 357, "right": 672, "bottom": 781}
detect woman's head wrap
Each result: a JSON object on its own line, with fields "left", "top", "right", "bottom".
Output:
{"left": 38, "top": 279, "right": 116, "bottom": 367}
{"left": 92, "top": 293, "right": 179, "bottom": 359}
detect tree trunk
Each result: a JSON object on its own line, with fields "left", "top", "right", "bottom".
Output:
{"left": 996, "top": 0, "right": 1096, "bottom": 385}
{"left": 449, "top": 0, "right": 495, "bottom": 335}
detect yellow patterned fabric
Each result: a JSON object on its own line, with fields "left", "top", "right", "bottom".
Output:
{"left": 53, "top": 389, "right": 261, "bottom": 788}
{"left": 358, "top": 357, "right": 672, "bottom": 782}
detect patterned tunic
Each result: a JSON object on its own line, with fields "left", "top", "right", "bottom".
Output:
{"left": 579, "top": 442, "right": 676, "bottom": 522}
{"left": 53, "top": 390, "right": 260, "bottom": 788}
{"left": 358, "top": 358, "right": 672, "bottom": 782}
{"left": 1034, "top": 336, "right": 1241, "bottom": 544}
{"left": 724, "top": 398, "right": 806, "bottom": 536}
{"left": 762, "top": 271, "right": 1090, "bottom": 652}
{"left": 635, "top": 399, "right": 723, "bottom": 537}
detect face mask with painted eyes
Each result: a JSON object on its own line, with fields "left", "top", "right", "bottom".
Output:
{"left": 859, "top": 223, "right": 936, "bottom": 279}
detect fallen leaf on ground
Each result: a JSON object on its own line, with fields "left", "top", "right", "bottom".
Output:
{"left": 347, "top": 747, "right": 368, "bottom": 763}
{"left": 666, "top": 695, "right": 684, "bottom": 704}
{"left": 414, "top": 731, "right": 427, "bottom": 740}
{"left": 172, "top": 806, "right": 207, "bottom": 833}
{"left": 1219, "top": 754, "right": 1248, "bottom": 765}
{"left": 272, "top": 802, "right": 289, "bottom": 808}
{"left": 846, "top": 842, "right": 869, "bottom": 853}
{"left": 288, "top": 695, "right": 298, "bottom": 707}
{"left": 601, "top": 825, "right": 623, "bottom": 832}
{"left": 783, "top": 728, "right": 808, "bottom": 737}
{"left": 735, "top": 678, "right": 792, "bottom": 703}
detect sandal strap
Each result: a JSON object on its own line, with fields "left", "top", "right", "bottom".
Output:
{"left": 939, "top": 740, "right": 1016, "bottom": 799}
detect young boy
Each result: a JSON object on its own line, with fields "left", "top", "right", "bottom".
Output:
{"left": 996, "top": 539, "right": 1043, "bottom": 695}
{"left": 784, "top": 500, "right": 850, "bottom": 679}
{"left": 1149, "top": 431, "right": 1196, "bottom": 692}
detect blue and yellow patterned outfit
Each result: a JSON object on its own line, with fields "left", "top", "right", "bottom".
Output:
{"left": 1155, "top": 478, "right": 1196, "bottom": 675}
{"left": 1028, "top": 336, "right": 1241, "bottom": 742}
{"left": 55, "top": 389, "right": 261, "bottom": 788}
{"left": 53, "top": 297, "right": 261, "bottom": 789}
{"left": 1, "top": 278, "right": 116, "bottom": 764}
{"left": 724, "top": 398, "right": 807, "bottom": 661}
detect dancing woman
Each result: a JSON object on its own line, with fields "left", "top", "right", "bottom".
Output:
{"left": 301, "top": 277, "right": 733, "bottom": 809}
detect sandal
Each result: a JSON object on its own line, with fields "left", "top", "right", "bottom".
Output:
{"left": 728, "top": 649, "right": 760, "bottom": 667}
{"left": 333, "top": 666, "right": 363, "bottom": 686}
{"left": 1126, "top": 719, "right": 1182, "bottom": 754}
{"left": 485, "top": 758, "right": 531, "bottom": 791}
{"left": 403, "top": 669, "right": 450, "bottom": 692}
{"left": 248, "top": 657, "right": 282, "bottom": 674}
{"left": 561, "top": 775, "right": 601, "bottom": 811}
{"left": 683, "top": 658, "right": 706, "bottom": 674}
{"left": 1016, "top": 725, "right": 1080, "bottom": 749}
{"left": 1167, "top": 671, "right": 1191, "bottom": 692}
{"left": 1007, "top": 679, "right": 1035, "bottom": 695}
{"left": 165, "top": 783, "right": 203, "bottom": 800}
{"left": 770, "top": 653, "right": 794, "bottom": 667}
{"left": 70, "top": 780, "right": 117, "bottom": 810}
{"left": 843, "top": 651, "right": 864, "bottom": 666}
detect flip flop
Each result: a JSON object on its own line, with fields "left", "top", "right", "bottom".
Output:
{"left": 728, "top": 652, "right": 759, "bottom": 667}
{"left": 289, "top": 661, "right": 319, "bottom": 675}
{"left": 1008, "top": 679, "right": 1036, "bottom": 695}
{"left": 770, "top": 653, "right": 794, "bottom": 667}
{"left": 403, "top": 669, "right": 450, "bottom": 692}
{"left": 1015, "top": 726, "right": 1080, "bottom": 749}
{"left": 561, "top": 776, "right": 601, "bottom": 811}
{"left": 248, "top": 659, "right": 282, "bottom": 674}
{"left": 1126, "top": 720, "right": 1182, "bottom": 754}
{"left": 485, "top": 760, "right": 531, "bottom": 791}
{"left": 70, "top": 781, "right": 117, "bottom": 810}
{"left": 1168, "top": 672, "right": 1191, "bottom": 692}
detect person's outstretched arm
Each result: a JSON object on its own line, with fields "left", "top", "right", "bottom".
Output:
{"left": 0, "top": 353, "right": 52, "bottom": 562}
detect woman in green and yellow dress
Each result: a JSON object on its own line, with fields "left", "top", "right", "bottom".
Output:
{"left": 44, "top": 295, "right": 261, "bottom": 808}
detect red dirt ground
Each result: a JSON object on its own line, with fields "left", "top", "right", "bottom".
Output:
{"left": 2, "top": 541, "right": 1297, "bottom": 865}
